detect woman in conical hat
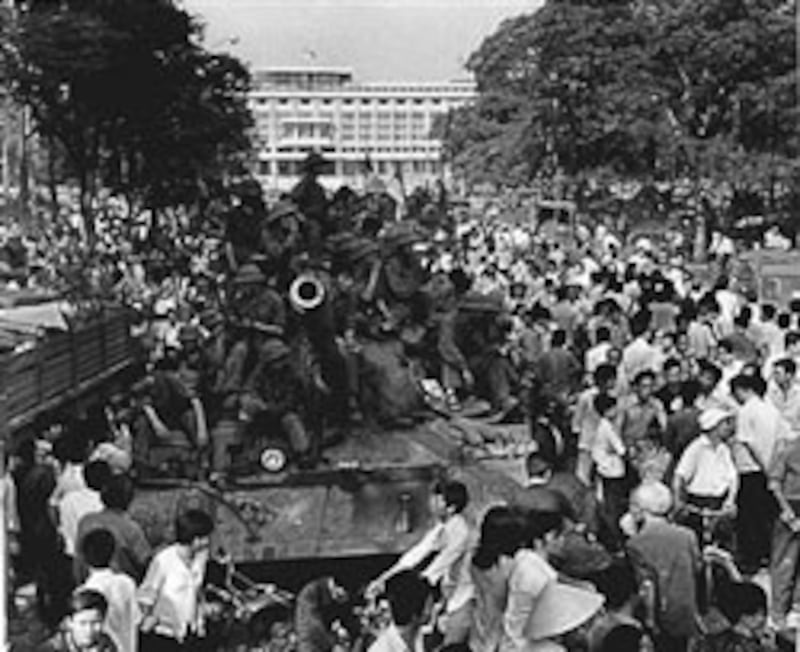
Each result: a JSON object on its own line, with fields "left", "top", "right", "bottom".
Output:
{"left": 522, "top": 581, "right": 604, "bottom": 651}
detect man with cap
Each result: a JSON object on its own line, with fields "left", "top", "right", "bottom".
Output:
{"left": 372, "top": 223, "right": 428, "bottom": 331}
{"left": 228, "top": 260, "right": 286, "bottom": 332}
{"left": 224, "top": 177, "right": 267, "bottom": 268}
{"left": 290, "top": 151, "right": 331, "bottom": 252}
{"left": 626, "top": 482, "right": 700, "bottom": 652}
{"left": 672, "top": 408, "right": 738, "bottom": 544}
{"left": 261, "top": 200, "right": 303, "bottom": 274}
{"left": 221, "top": 260, "right": 287, "bottom": 399}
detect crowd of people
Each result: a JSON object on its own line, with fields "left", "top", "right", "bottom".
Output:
{"left": 5, "top": 151, "right": 800, "bottom": 652}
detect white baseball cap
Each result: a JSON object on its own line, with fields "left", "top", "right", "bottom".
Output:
{"left": 699, "top": 408, "right": 733, "bottom": 432}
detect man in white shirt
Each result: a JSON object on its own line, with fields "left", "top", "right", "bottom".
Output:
{"left": 767, "top": 358, "right": 800, "bottom": 440}
{"left": 585, "top": 326, "right": 613, "bottom": 376}
{"left": 81, "top": 528, "right": 140, "bottom": 652}
{"left": 368, "top": 570, "right": 433, "bottom": 652}
{"left": 49, "top": 434, "right": 90, "bottom": 512}
{"left": 57, "top": 460, "right": 110, "bottom": 560}
{"left": 758, "top": 304, "right": 784, "bottom": 360}
{"left": 367, "top": 481, "right": 471, "bottom": 630}
{"left": 763, "top": 331, "right": 800, "bottom": 383}
{"left": 687, "top": 302, "right": 718, "bottom": 361}
{"left": 622, "top": 313, "right": 660, "bottom": 383}
{"left": 731, "top": 374, "right": 782, "bottom": 573}
{"left": 138, "top": 508, "right": 214, "bottom": 649}
{"left": 572, "top": 364, "right": 617, "bottom": 485}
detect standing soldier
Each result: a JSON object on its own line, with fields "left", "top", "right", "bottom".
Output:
{"left": 290, "top": 152, "right": 331, "bottom": 252}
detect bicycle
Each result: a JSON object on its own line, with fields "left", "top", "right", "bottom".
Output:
{"left": 204, "top": 551, "right": 295, "bottom": 651}
{"left": 681, "top": 504, "right": 741, "bottom": 616}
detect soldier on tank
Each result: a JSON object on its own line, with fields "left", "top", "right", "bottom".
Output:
{"left": 239, "top": 338, "right": 315, "bottom": 469}
{"left": 368, "top": 224, "right": 428, "bottom": 332}
{"left": 329, "top": 236, "right": 384, "bottom": 422}
{"left": 219, "top": 262, "right": 286, "bottom": 407}
{"left": 223, "top": 178, "right": 267, "bottom": 270}
{"left": 261, "top": 200, "right": 304, "bottom": 286}
{"left": 289, "top": 152, "right": 331, "bottom": 253}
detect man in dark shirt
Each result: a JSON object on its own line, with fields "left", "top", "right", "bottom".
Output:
{"left": 535, "top": 329, "right": 582, "bottom": 406}
{"left": 75, "top": 474, "right": 152, "bottom": 584}
{"left": 518, "top": 451, "right": 599, "bottom": 534}
{"left": 655, "top": 357, "right": 686, "bottom": 416}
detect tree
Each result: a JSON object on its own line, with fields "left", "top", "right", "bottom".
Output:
{"left": 443, "top": 0, "right": 797, "bottom": 202}
{"left": 2, "top": 0, "right": 252, "bottom": 241}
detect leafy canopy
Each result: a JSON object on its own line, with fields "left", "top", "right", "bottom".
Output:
{"left": 442, "top": 0, "right": 797, "bottom": 191}
{"left": 3, "top": 0, "right": 253, "bottom": 232}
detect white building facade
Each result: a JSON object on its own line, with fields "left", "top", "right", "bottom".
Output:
{"left": 249, "top": 67, "right": 476, "bottom": 192}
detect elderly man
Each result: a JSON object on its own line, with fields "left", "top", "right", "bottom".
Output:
{"left": 626, "top": 482, "right": 700, "bottom": 652}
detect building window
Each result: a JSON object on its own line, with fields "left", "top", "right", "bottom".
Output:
{"left": 277, "top": 161, "right": 297, "bottom": 176}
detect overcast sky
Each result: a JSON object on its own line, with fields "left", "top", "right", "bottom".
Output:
{"left": 182, "top": 0, "right": 542, "bottom": 81}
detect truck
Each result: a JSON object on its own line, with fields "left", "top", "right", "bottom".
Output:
{"left": 0, "top": 301, "right": 137, "bottom": 433}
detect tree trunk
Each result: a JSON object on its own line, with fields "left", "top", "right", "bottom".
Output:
{"left": 47, "top": 137, "right": 59, "bottom": 225}
{"left": 79, "top": 170, "right": 95, "bottom": 246}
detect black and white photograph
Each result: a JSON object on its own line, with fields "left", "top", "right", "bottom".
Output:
{"left": 0, "top": 0, "right": 797, "bottom": 650}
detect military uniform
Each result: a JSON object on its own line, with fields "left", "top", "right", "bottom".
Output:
{"left": 240, "top": 339, "right": 313, "bottom": 466}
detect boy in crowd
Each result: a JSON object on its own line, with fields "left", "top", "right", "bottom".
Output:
{"left": 592, "top": 394, "right": 626, "bottom": 548}
{"left": 38, "top": 588, "right": 118, "bottom": 652}
{"left": 367, "top": 481, "right": 471, "bottom": 623}
{"left": 81, "top": 529, "right": 139, "bottom": 652}
{"left": 138, "top": 509, "right": 214, "bottom": 650}
{"left": 573, "top": 363, "right": 617, "bottom": 485}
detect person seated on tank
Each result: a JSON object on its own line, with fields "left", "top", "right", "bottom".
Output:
{"left": 139, "top": 336, "right": 210, "bottom": 452}
{"left": 217, "top": 320, "right": 285, "bottom": 414}
{"left": 239, "top": 337, "right": 316, "bottom": 469}
{"left": 221, "top": 262, "right": 287, "bottom": 397}
{"left": 451, "top": 291, "right": 520, "bottom": 417}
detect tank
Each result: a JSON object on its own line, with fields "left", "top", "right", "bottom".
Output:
{"left": 128, "top": 419, "right": 527, "bottom": 562}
